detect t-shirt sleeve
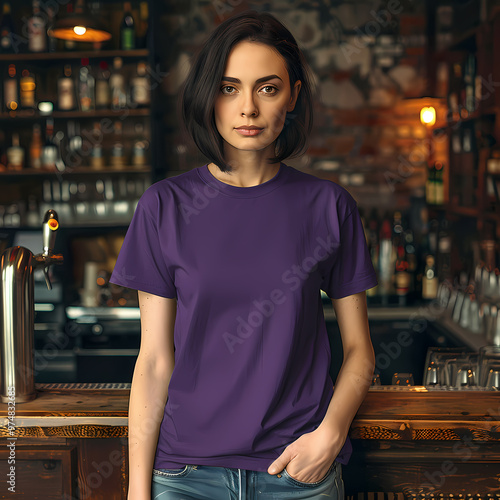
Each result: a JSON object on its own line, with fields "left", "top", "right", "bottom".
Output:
{"left": 109, "top": 195, "right": 177, "bottom": 299}
{"left": 320, "top": 200, "right": 378, "bottom": 300}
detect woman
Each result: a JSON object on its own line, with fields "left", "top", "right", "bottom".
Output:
{"left": 110, "top": 10, "right": 377, "bottom": 500}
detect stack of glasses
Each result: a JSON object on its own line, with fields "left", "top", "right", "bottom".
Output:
{"left": 423, "top": 346, "right": 500, "bottom": 389}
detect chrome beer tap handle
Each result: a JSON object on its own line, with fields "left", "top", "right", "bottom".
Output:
{"left": 33, "top": 209, "right": 64, "bottom": 290}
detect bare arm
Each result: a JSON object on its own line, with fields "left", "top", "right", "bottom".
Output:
{"left": 317, "top": 290, "right": 375, "bottom": 441}
{"left": 267, "top": 290, "right": 375, "bottom": 481}
{"left": 127, "top": 290, "right": 177, "bottom": 500}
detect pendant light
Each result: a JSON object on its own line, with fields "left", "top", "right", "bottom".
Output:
{"left": 48, "top": 0, "right": 111, "bottom": 43}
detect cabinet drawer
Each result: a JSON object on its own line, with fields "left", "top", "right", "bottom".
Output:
{"left": 0, "top": 444, "right": 76, "bottom": 499}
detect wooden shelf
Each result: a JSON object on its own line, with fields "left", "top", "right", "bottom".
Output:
{"left": 0, "top": 108, "right": 150, "bottom": 120}
{"left": 0, "top": 49, "right": 149, "bottom": 62}
{"left": 0, "top": 166, "right": 151, "bottom": 176}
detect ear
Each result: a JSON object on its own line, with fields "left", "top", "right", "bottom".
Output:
{"left": 287, "top": 80, "right": 302, "bottom": 112}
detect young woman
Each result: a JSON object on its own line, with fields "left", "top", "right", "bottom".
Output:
{"left": 110, "top": 10, "right": 377, "bottom": 500}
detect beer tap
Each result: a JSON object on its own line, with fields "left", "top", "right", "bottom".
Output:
{"left": 1, "top": 209, "right": 63, "bottom": 403}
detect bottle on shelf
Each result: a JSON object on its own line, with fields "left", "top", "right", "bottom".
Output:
{"left": 28, "top": 0, "right": 47, "bottom": 53}
{"left": 121, "top": 2, "right": 136, "bottom": 50}
{"left": 20, "top": 69, "right": 36, "bottom": 110}
{"left": 137, "top": 1, "right": 149, "bottom": 49}
{"left": 4, "top": 63, "right": 18, "bottom": 111}
{"left": 95, "top": 61, "right": 111, "bottom": 110}
{"left": 89, "top": 121, "right": 105, "bottom": 170}
{"left": 404, "top": 228, "right": 417, "bottom": 299}
{"left": 132, "top": 122, "right": 148, "bottom": 168}
{"left": 110, "top": 120, "right": 126, "bottom": 168}
{"left": 422, "top": 254, "right": 438, "bottom": 301}
{"left": 129, "top": 61, "right": 150, "bottom": 108}
{"left": 78, "top": 58, "right": 95, "bottom": 112}
{"left": 6, "top": 132, "right": 24, "bottom": 170}
{"left": 463, "top": 54, "right": 476, "bottom": 114}
{"left": 394, "top": 242, "right": 410, "bottom": 305}
{"left": 0, "top": 2, "right": 15, "bottom": 53}
{"left": 110, "top": 57, "right": 127, "bottom": 110}
{"left": 57, "top": 64, "right": 77, "bottom": 111}
{"left": 41, "top": 118, "right": 58, "bottom": 171}
{"left": 29, "top": 123, "right": 42, "bottom": 169}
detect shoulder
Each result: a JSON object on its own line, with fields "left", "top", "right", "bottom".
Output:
{"left": 285, "top": 164, "right": 357, "bottom": 219}
{"left": 137, "top": 167, "right": 203, "bottom": 213}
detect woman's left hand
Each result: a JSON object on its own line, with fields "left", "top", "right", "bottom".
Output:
{"left": 267, "top": 426, "right": 345, "bottom": 483}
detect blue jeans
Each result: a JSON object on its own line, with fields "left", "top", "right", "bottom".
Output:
{"left": 151, "top": 461, "right": 344, "bottom": 499}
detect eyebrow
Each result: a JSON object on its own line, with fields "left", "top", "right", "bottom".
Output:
{"left": 221, "top": 74, "right": 283, "bottom": 85}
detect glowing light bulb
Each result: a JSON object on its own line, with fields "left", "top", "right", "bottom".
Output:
{"left": 73, "top": 26, "right": 87, "bottom": 36}
{"left": 420, "top": 106, "right": 436, "bottom": 126}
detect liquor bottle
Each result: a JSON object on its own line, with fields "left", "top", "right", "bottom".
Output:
{"left": 0, "top": 3, "right": 15, "bottom": 53}
{"left": 132, "top": 122, "right": 148, "bottom": 167}
{"left": 404, "top": 228, "right": 417, "bottom": 299}
{"left": 57, "top": 65, "right": 77, "bottom": 111}
{"left": 110, "top": 57, "right": 127, "bottom": 110}
{"left": 29, "top": 123, "right": 42, "bottom": 169}
{"left": 4, "top": 63, "right": 18, "bottom": 111}
{"left": 95, "top": 61, "right": 111, "bottom": 109}
{"left": 137, "top": 1, "right": 149, "bottom": 49}
{"left": 422, "top": 254, "right": 438, "bottom": 300}
{"left": 464, "top": 54, "right": 476, "bottom": 113}
{"left": 89, "top": 122, "right": 105, "bottom": 170}
{"left": 6, "top": 132, "right": 24, "bottom": 170}
{"left": 20, "top": 69, "right": 36, "bottom": 109}
{"left": 395, "top": 242, "right": 410, "bottom": 305}
{"left": 110, "top": 120, "right": 125, "bottom": 168}
{"left": 120, "top": 2, "right": 136, "bottom": 50}
{"left": 78, "top": 59, "right": 95, "bottom": 112}
{"left": 28, "top": 0, "right": 47, "bottom": 53}
{"left": 130, "top": 61, "right": 150, "bottom": 108}
{"left": 41, "top": 118, "right": 58, "bottom": 171}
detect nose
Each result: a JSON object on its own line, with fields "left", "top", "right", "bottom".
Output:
{"left": 241, "top": 92, "right": 258, "bottom": 117}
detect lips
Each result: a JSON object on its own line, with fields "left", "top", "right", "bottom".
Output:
{"left": 235, "top": 125, "right": 264, "bottom": 136}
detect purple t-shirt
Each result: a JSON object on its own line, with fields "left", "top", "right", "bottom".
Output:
{"left": 110, "top": 162, "right": 377, "bottom": 472}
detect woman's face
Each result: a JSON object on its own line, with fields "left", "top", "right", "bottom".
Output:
{"left": 214, "top": 41, "right": 301, "bottom": 159}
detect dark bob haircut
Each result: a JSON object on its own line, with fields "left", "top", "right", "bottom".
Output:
{"left": 181, "top": 10, "right": 314, "bottom": 173}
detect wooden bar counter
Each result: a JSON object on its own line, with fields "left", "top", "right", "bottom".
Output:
{"left": 1, "top": 384, "right": 499, "bottom": 499}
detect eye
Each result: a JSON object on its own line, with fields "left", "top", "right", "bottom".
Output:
{"left": 220, "top": 85, "right": 237, "bottom": 95}
{"left": 260, "top": 85, "right": 278, "bottom": 95}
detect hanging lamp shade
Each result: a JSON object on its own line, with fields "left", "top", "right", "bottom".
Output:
{"left": 48, "top": 0, "right": 111, "bottom": 43}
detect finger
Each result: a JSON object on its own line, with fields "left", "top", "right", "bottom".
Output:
{"left": 267, "top": 451, "right": 291, "bottom": 475}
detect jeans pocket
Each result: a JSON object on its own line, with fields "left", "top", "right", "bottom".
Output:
{"left": 153, "top": 465, "right": 192, "bottom": 478}
{"left": 282, "top": 461, "right": 337, "bottom": 488}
